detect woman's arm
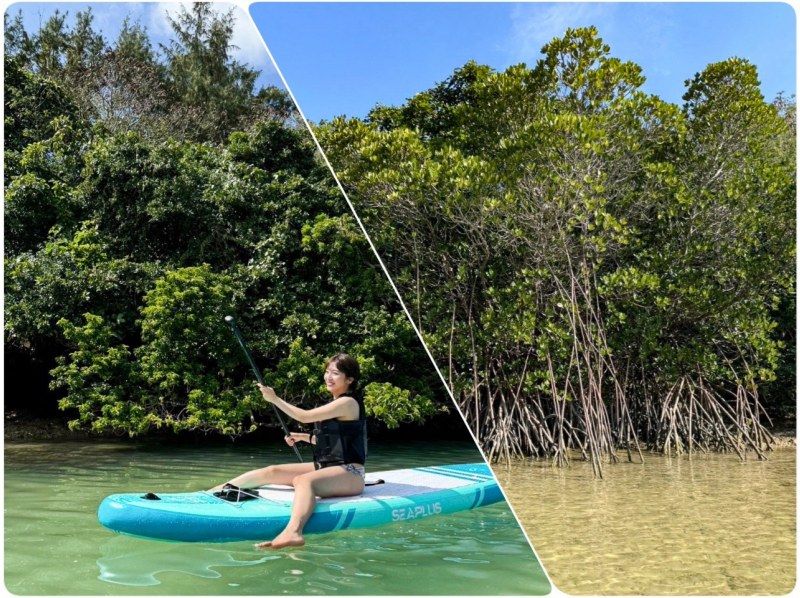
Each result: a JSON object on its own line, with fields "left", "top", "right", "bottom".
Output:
{"left": 285, "top": 432, "right": 314, "bottom": 446}
{"left": 258, "top": 384, "right": 359, "bottom": 424}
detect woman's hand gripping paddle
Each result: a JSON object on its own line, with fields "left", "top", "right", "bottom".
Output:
{"left": 224, "top": 316, "right": 303, "bottom": 462}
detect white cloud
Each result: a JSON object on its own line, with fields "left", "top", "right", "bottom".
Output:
{"left": 507, "top": 2, "right": 616, "bottom": 64}
{"left": 145, "top": 2, "right": 185, "bottom": 42}
{"left": 229, "top": 5, "right": 273, "bottom": 73}
{"left": 147, "top": 2, "right": 273, "bottom": 75}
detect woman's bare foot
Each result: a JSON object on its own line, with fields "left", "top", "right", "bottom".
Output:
{"left": 254, "top": 530, "right": 305, "bottom": 550}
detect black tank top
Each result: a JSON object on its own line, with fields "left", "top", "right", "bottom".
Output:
{"left": 312, "top": 394, "right": 367, "bottom": 468}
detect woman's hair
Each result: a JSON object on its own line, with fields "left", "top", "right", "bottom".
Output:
{"left": 326, "top": 353, "right": 361, "bottom": 396}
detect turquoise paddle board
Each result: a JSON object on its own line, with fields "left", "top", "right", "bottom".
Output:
{"left": 98, "top": 462, "right": 502, "bottom": 542}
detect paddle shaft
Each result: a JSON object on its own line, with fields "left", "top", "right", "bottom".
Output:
{"left": 225, "top": 317, "right": 303, "bottom": 462}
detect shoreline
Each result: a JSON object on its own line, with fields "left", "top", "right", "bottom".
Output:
{"left": 5, "top": 414, "right": 795, "bottom": 448}
{"left": 2, "top": 412, "right": 471, "bottom": 444}
{"left": 767, "top": 431, "right": 797, "bottom": 449}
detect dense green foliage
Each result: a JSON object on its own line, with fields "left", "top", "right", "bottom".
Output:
{"left": 319, "top": 28, "right": 795, "bottom": 467}
{"left": 4, "top": 5, "right": 444, "bottom": 437}
{"left": 4, "top": 4, "right": 292, "bottom": 144}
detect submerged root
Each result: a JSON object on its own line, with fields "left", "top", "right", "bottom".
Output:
{"left": 468, "top": 369, "right": 774, "bottom": 475}
{"left": 650, "top": 375, "right": 772, "bottom": 460}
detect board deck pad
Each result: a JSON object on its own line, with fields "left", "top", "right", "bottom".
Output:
{"left": 98, "top": 463, "right": 503, "bottom": 542}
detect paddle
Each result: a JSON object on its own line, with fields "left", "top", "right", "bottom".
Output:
{"left": 224, "top": 315, "right": 303, "bottom": 462}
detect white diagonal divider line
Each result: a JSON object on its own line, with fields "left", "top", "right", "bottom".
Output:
{"left": 245, "top": 10, "right": 557, "bottom": 594}
{"left": 244, "top": 13, "right": 461, "bottom": 421}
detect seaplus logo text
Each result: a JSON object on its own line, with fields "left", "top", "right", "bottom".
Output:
{"left": 392, "top": 502, "right": 442, "bottom": 521}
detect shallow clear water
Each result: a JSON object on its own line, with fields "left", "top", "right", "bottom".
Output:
{"left": 4, "top": 439, "right": 549, "bottom": 595}
{"left": 497, "top": 449, "right": 796, "bottom": 595}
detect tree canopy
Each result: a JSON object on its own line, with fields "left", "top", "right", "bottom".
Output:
{"left": 4, "top": 4, "right": 444, "bottom": 437}
{"left": 4, "top": 4, "right": 292, "bottom": 144}
{"left": 318, "top": 27, "right": 795, "bottom": 469}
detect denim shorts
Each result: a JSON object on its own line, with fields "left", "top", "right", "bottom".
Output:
{"left": 342, "top": 463, "right": 366, "bottom": 479}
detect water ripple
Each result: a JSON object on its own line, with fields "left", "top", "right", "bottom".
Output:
{"left": 499, "top": 449, "right": 796, "bottom": 595}
{"left": 5, "top": 440, "right": 549, "bottom": 595}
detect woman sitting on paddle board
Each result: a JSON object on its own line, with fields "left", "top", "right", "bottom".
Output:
{"left": 210, "top": 353, "right": 366, "bottom": 550}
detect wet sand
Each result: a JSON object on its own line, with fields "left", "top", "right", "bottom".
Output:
{"left": 496, "top": 449, "right": 796, "bottom": 595}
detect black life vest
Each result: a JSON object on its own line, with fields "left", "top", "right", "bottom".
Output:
{"left": 312, "top": 394, "right": 367, "bottom": 468}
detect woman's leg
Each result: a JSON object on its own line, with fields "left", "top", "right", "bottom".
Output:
{"left": 209, "top": 462, "right": 314, "bottom": 492}
{"left": 255, "top": 466, "right": 365, "bottom": 549}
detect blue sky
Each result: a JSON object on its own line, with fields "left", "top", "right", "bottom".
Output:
{"left": 5, "top": 2, "right": 795, "bottom": 124}
{"left": 250, "top": 2, "right": 796, "bottom": 123}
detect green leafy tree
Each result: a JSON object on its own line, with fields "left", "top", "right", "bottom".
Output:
{"left": 51, "top": 314, "right": 145, "bottom": 434}
{"left": 319, "top": 28, "right": 795, "bottom": 468}
{"left": 162, "top": 3, "right": 261, "bottom": 143}
{"left": 5, "top": 56, "right": 442, "bottom": 437}
{"left": 3, "top": 56, "right": 84, "bottom": 170}
{"left": 4, "top": 5, "right": 295, "bottom": 144}
{"left": 135, "top": 265, "right": 257, "bottom": 435}
{"left": 364, "top": 382, "right": 440, "bottom": 430}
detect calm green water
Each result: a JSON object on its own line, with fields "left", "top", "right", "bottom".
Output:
{"left": 497, "top": 449, "right": 796, "bottom": 595}
{"left": 4, "top": 440, "right": 549, "bottom": 595}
